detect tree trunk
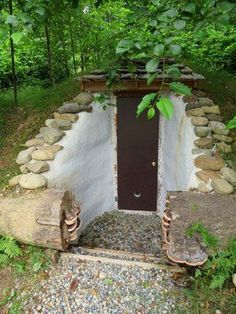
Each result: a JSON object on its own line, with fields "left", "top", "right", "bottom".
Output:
{"left": 0, "top": 189, "right": 81, "bottom": 251}
{"left": 9, "top": 0, "right": 17, "bottom": 106}
{"left": 45, "top": 23, "right": 55, "bottom": 86}
{"left": 69, "top": 24, "right": 77, "bottom": 74}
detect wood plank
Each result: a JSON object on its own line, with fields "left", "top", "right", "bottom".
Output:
{"left": 61, "top": 253, "right": 186, "bottom": 273}
{"left": 78, "top": 247, "right": 160, "bottom": 261}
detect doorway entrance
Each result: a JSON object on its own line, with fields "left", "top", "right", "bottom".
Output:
{"left": 117, "top": 96, "right": 159, "bottom": 211}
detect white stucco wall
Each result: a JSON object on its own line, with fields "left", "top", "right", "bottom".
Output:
{"left": 157, "top": 94, "right": 198, "bottom": 215}
{"left": 44, "top": 100, "right": 116, "bottom": 228}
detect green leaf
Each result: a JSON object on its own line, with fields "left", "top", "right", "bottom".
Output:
{"left": 195, "top": 269, "right": 202, "bottom": 278}
{"left": 156, "top": 97, "right": 174, "bottom": 120}
{"left": 218, "top": 2, "right": 235, "bottom": 12}
{"left": 183, "top": 3, "right": 196, "bottom": 13}
{"left": 135, "top": 42, "right": 142, "bottom": 49}
{"left": 153, "top": 44, "right": 164, "bottom": 56}
{"left": 35, "top": 7, "right": 45, "bottom": 16}
{"left": 216, "top": 13, "right": 230, "bottom": 25}
{"left": 145, "top": 58, "right": 160, "bottom": 73}
{"left": 169, "top": 44, "right": 182, "bottom": 56}
{"left": 165, "top": 37, "right": 173, "bottom": 44}
{"left": 6, "top": 15, "right": 17, "bottom": 26}
{"left": 170, "top": 82, "right": 192, "bottom": 96}
{"left": 149, "top": 20, "right": 157, "bottom": 27}
{"left": 226, "top": 116, "right": 236, "bottom": 129}
{"left": 205, "top": 0, "right": 216, "bottom": 8}
{"left": 11, "top": 32, "right": 23, "bottom": 44}
{"left": 147, "top": 73, "right": 158, "bottom": 85}
{"left": 173, "top": 20, "right": 186, "bottom": 30}
{"left": 165, "top": 8, "right": 178, "bottom": 18}
{"left": 147, "top": 107, "right": 155, "bottom": 120}
{"left": 116, "top": 39, "right": 133, "bottom": 54}
{"left": 166, "top": 67, "right": 181, "bottom": 79}
{"left": 137, "top": 93, "right": 157, "bottom": 117}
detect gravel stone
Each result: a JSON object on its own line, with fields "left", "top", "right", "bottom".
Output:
{"left": 23, "top": 257, "right": 187, "bottom": 314}
{"left": 78, "top": 211, "right": 163, "bottom": 256}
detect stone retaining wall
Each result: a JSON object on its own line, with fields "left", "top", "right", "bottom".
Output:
{"left": 184, "top": 93, "right": 236, "bottom": 194}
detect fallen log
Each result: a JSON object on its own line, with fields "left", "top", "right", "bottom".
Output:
{"left": 0, "top": 189, "right": 81, "bottom": 251}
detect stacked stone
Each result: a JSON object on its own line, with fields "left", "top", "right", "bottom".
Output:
{"left": 9, "top": 92, "right": 94, "bottom": 190}
{"left": 185, "top": 95, "right": 236, "bottom": 195}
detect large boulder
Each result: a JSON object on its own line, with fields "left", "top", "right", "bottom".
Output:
{"left": 16, "top": 147, "right": 35, "bottom": 165}
{"left": 40, "top": 127, "right": 65, "bottom": 144}
{"left": 192, "top": 149, "right": 212, "bottom": 156}
{"left": 19, "top": 173, "right": 47, "bottom": 189}
{"left": 211, "top": 179, "right": 234, "bottom": 194}
{"left": 73, "top": 92, "right": 94, "bottom": 106}
{"left": 220, "top": 167, "right": 236, "bottom": 185}
{"left": 194, "top": 155, "right": 225, "bottom": 171}
{"left": 194, "top": 137, "right": 214, "bottom": 149}
{"left": 208, "top": 121, "right": 229, "bottom": 136}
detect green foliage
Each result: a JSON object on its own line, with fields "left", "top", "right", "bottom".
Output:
{"left": 0, "top": 237, "right": 22, "bottom": 267}
{"left": 226, "top": 115, "right": 236, "bottom": 129}
{"left": 202, "top": 238, "right": 236, "bottom": 289}
{"left": 186, "top": 221, "right": 219, "bottom": 249}
{"left": 186, "top": 221, "right": 236, "bottom": 289}
{"left": 156, "top": 97, "right": 174, "bottom": 120}
{"left": 169, "top": 82, "right": 192, "bottom": 96}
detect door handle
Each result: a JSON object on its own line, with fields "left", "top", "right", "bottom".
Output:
{"left": 152, "top": 161, "right": 156, "bottom": 167}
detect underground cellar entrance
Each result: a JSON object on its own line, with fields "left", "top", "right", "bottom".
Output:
{"left": 71, "top": 211, "right": 165, "bottom": 260}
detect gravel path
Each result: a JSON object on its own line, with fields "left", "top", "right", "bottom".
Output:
{"left": 77, "top": 211, "right": 163, "bottom": 256}
{"left": 23, "top": 256, "right": 186, "bottom": 314}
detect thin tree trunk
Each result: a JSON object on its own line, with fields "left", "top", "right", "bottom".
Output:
{"left": 9, "top": 0, "right": 17, "bottom": 106}
{"left": 45, "top": 23, "right": 55, "bottom": 86}
{"left": 69, "top": 24, "right": 77, "bottom": 74}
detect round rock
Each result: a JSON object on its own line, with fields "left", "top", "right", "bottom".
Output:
{"left": 216, "top": 142, "right": 232, "bottom": 154}
{"left": 211, "top": 179, "right": 234, "bottom": 194}
{"left": 194, "top": 126, "right": 211, "bottom": 137}
{"left": 194, "top": 137, "right": 213, "bottom": 149}
{"left": 19, "top": 174, "right": 47, "bottom": 189}
{"left": 196, "top": 170, "right": 221, "bottom": 183}
{"left": 25, "top": 138, "right": 45, "bottom": 147}
{"left": 205, "top": 114, "right": 223, "bottom": 122}
{"left": 53, "top": 112, "right": 78, "bottom": 122}
{"left": 202, "top": 106, "right": 220, "bottom": 114}
{"left": 220, "top": 167, "right": 236, "bottom": 185}
{"left": 187, "top": 108, "right": 205, "bottom": 117}
{"left": 198, "top": 98, "right": 214, "bottom": 106}
{"left": 208, "top": 121, "right": 229, "bottom": 136}
{"left": 194, "top": 155, "right": 225, "bottom": 171}
{"left": 26, "top": 161, "right": 49, "bottom": 174}
{"left": 73, "top": 92, "right": 94, "bottom": 106}
{"left": 213, "top": 134, "right": 232, "bottom": 143}
{"left": 40, "top": 127, "right": 65, "bottom": 144}
{"left": 191, "top": 117, "right": 208, "bottom": 126}
{"left": 9, "top": 175, "right": 22, "bottom": 187}
{"left": 16, "top": 147, "right": 35, "bottom": 165}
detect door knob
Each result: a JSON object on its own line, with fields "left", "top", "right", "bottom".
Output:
{"left": 152, "top": 161, "right": 156, "bottom": 167}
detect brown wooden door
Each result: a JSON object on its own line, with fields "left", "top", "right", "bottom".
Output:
{"left": 117, "top": 96, "right": 158, "bottom": 211}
